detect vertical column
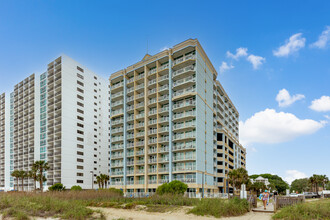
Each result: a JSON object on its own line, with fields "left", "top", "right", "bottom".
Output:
{"left": 123, "top": 75, "right": 127, "bottom": 189}
{"left": 168, "top": 53, "right": 173, "bottom": 182}
{"left": 144, "top": 66, "right": 148, "bottom": 192}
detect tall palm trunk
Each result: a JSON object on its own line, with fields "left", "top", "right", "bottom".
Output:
{"left": 16, "top": 178, "right": 19, "bottom": 191}
{"left": 21, "top": 177, "right": 24, "bottom": 192}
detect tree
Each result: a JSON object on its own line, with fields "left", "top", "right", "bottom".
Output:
{"left": 18, "top": 170, "right": 28, "bottom": 191}
{"left": 34, "top": 161, "right": 49, "bottom": 192}
{"left": 156, "top": 180, "right": 188, "bottom": 195}
{"left": 319, "top": 175, "right": 329, "bottom": 190}
{"left": 248, "top": 182, "right": 266, "bottom": 195}
{"left": 96, "top": 175, "right": 102, "bottom": 189}
{"left": 291, "top": 178, "right": 310, "bottom": 193}
{"left": 11, "top": 170, "right": 20, "bottom": 191}
{"left": 28, "top": 165, "right": 38, "bottom": 191}
{"left": 228, "top": 168, "right": 249, "bottom": 193}
{"left": 250, "top": 173, "right": 289, "bottom": 194}
{"left": 325, "top": 182, "right": 330, "bottom": 190}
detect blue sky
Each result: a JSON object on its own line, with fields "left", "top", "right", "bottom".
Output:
{"left": 1, "top": 0, "right": 329, "bottom": 184}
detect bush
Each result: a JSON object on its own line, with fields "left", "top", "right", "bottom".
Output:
{"left": 48, "top": 183, "right": 65, "bottom": 191}
{"left": 108, "top": 188, "right": 124, "bottom": 196}
{"left": 189, "top": 197, "right": 249, "bottom": 218}
{"left": 71, "top": 185, "right": 82, "bottom": 191}
{"left": 272, "top": 199, "right": 330, "bottom": 219}
{"left": 156, "top": 180, "right": 188, "bottom": 195}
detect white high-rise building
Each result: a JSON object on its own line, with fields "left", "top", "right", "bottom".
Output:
{"left": 1, "top": 55, "right": 110, "bottom": 191}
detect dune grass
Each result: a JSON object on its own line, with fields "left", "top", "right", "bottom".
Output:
{"left": 188, "top": 197, "right": 250, "bottom": 218}
{"left": 0, "top": 191, "right": 250, "bottom": 219}
{"left": 0, "top": 192, "right": 102, "bottom": 220}
{"left": 272, "top": 199, "right": 330, "bottom": 220}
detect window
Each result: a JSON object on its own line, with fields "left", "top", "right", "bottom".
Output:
{"left": 77, "top": 116, "right": 84, "bottom": 121}
{"left": 77, "top": 123, "right": 84, "bottom": 128}
{"left": 77, "top": 66, "right": 84, "bottom": 73}
{"left": 77, "top": 95, "right": 84, "bottom": 100}
{"left": 77, "top": 173, "right": 83, "bottom": 176}
{"left": 77, "top": 158, "right": 84, "bottom": 162}
{"left": 94, "top": 83, "right": 97, "bottom": 86}
{"left": 77, "top": 137, "right": 84, "bottom": 142}
{"left": 94, "top": 76, "right": 98, "bottom": 80}
{"left": 77, "top": 102, "right": 84, "bottom": 107}
{"left": 77, "top": 180, "right": 84, "bottom": 183}
{"left": 77, "top": 80, "right": 84, "bottom": 86}
{"left": 94, "top": 89, "right": 97, "bottom": 93}
{"left": 77, "top": 109, "right": 84, "bottom": 114}
{"left": 77, "top": 165, "right": 83, "bottom": 169}
{"left": 77, "top": 151, "right": 84, "bottom": 156}
{"left": 94, "top": 102, "right": 97, "bottom": 106}
{"left": 77, "top": 87, "right": 84, "bottom": 93}
{"left": 77, "top": 144, "right": 84, "bottom": 149}
{"left": 77, "top": 73, "right": 84, "bottom": 79}
{"left": 77, "top": 130, "right": 84, "bottom": 135}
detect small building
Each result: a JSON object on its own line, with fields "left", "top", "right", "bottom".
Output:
{"left": 251, "top": 176, "right": 270, "bottom": 186}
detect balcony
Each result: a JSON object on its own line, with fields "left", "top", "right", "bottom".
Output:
{"left": 173, "top": 53, "right": 196, "bottom": 66}
{"left": 172, "top": 64, "right": 195, "bottom": 79}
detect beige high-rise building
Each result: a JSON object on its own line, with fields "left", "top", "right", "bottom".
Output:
{"left": 109, "top": 39, "right": 246, "bottom": 196}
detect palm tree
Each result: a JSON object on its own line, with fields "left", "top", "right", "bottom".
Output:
{"left": 104, "top": 174, "right": 110, "bottom": 189}
{"left": 319, "top": 175, "right": 329, "bottom": 191}
{"left": 11, "top": 170, "right": 20, "bottom": 191}
{"left": 96, "top": 175, "right": 102, "bottom": 189}
{"left": 228, "top": 168, "right": 249, "bottom": 194}
{"left": 309, "top": 175, "right": 318, "bottom": 194}
{"left": 228, "top": 169, "right": 239, "bottom": 193}
{"left": 34, "top": 161, "right": 49, "bottom": 192}
{"left": 28, "top": 165, "right": 38, "bottom": 191}
{"left": 18, "top": 170, "right": 28, "bottom": 191}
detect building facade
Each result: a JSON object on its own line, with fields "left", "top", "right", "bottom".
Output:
{"left": 1, "top": 55, "right": 110, "bottom": 191}
{"left": 109, "top": 39, "right": 246, "bottom": 195}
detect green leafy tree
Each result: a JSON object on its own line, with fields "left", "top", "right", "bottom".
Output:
{"left": 156, "top": 180, "right": 188, "bottom": 195}
{"left": 96, "top": 175, "right": 102, "bottom": 189}
{"left": 248, "top": 182, "right": 266, "bottom": 195}
{"left": 325, "top": 182, "right": 330, "bottom": 190}
{"left": 291, "top": 178, "right": 310, "bottom": 193}
{"left": 11, "top": 170, "right": 20, "bottom": 191}
{"left": 250, "top": 173, "right": 289, "bottom": 194}
{"left": 49, "top": 183, "right": 65, "bottom": 191}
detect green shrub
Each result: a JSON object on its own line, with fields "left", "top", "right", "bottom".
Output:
{"left": 156, "top": 180, "right": 188, "bottom": 195}
{"left": 108, "top": 188, "right": 124, "bottom": 196}
{"left": 189, "top": 197, "right": 249, "bottom": 218}
{"left": 48, "top": 183, "right": 65, "bottom": 191}
{"left": 71, "top": 185, "right": 82, "bottom": 191}
{"left": 272, "top": 199, "right": 330, "bottom": 219}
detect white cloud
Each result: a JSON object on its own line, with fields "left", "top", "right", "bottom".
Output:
{"left": 276, "top": 89, "right": 305, "bottom": 107}
{"left": 227, "top": 47, "right": 248, "bottom": 60}
{"left": 284, "top": 170, "right": 308, "bottom": 185}
{"left": 239, "top": 109, "right": 324, "bottom": 146}
{"left": 219, "top": 61, "right": 234, "bottom": 73}
{"left": 325, "top": 115, "right": 330, "bottom": 120}
{"left": 310, "top": 26, "right": 330, "bottom": 49}
{"left": 273, "top": 33, "right": 306, "bottom": 57}
{"left": 309, "top": 96, "right": 330, "bottom": 112}
{"left": 247, "top": 54, "right": 266, "bottom": 69}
